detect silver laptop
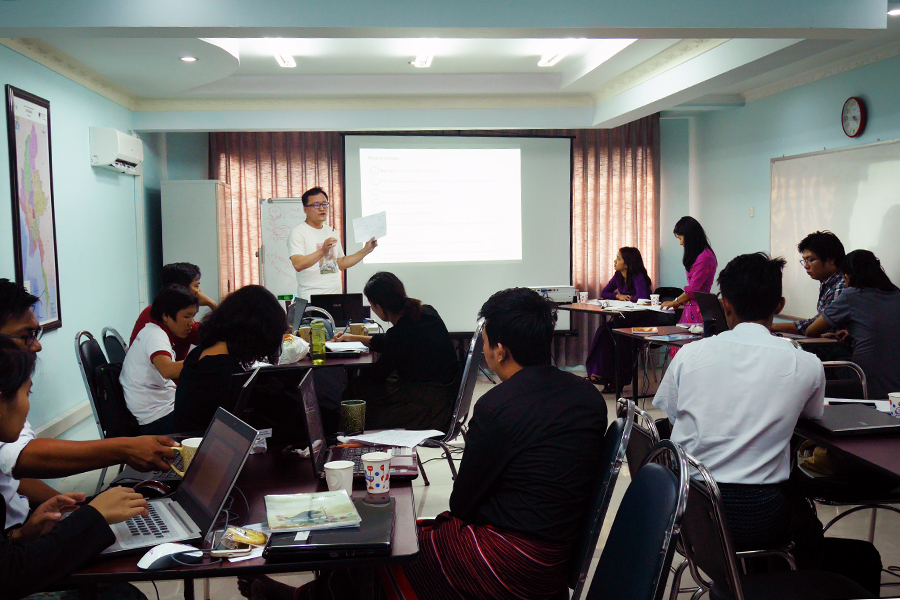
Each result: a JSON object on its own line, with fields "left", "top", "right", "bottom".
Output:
{"left": 102, "top": 408, "right": 258, "bottom": 554}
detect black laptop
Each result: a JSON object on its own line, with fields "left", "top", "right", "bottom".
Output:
{"left": 263, "top": 497, "right": 394, "bottom": 561}
{"left": 695, "top": 292, "right": 805, "bottom": 340}
{"left": 802, "top": 404, "right": 900, "bottom": 437}
{"left": 309, "top": 293, "right": 369, "bottom": 327}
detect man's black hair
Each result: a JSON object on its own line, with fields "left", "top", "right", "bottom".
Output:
{"left": 150, "top": 285, "right": 199, "bottom": 322}
{"left": 478, "top": 287, "right": 556, "bottom": 367}
{"left": 0, "top": 279, "right": 39, "bottom": 330}
{"left": 161, "top": 263, "right": 201, "bottom": 288}
{"left": 198, "top": 285, "right": 287, "bottom": 368}
{"left": 717, "top": 252, "right": 786, "bottom": 322}
{"left": 797, "top": 231, "right": 845, "bottom": 267}
{"left": 301, "top": 186, "right": 328, "bottom": 207}
{"left": 0, "top": 336, "right": 36, "bottom": 399}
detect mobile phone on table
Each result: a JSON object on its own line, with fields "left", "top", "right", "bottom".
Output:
{"left": 210, "top": 529, "right": 253, "bottom": 558}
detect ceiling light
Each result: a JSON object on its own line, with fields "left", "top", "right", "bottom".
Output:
{"left": 538, "top": 51, "right": 568, "bottom": 67}
{"left": 889, "top": 8, "right": 900, "bottom": 15}
{"left": 410, "top": 55, "right": 433, "bottom": 68}
{"left": 275, "top": 53, "right": 297, "bottom": 68}
{"left": 180, "top": 56, "right": 197, "bottom": 63}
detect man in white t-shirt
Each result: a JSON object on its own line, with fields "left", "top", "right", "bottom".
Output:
{"left": 0, "top": 279, "right": 177, "bottom": 529}
{"left": 287, "top": 187, "right": 378, "bottom": 301}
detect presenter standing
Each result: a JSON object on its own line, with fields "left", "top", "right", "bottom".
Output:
{"left": 288, "top": 187, "right": 377, "bottom": 301}
{"left": 661, "top": 216, "right": 717, "bottom": 331}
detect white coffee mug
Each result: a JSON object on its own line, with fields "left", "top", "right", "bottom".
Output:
{"left": 324, "top": 460, "right": 355, "bottom": 494}
{"left": 889, "top": 392, "right": 900, "bottom": 418}
{"left": 361, "top": 452, "right": 392, "bottom": 496}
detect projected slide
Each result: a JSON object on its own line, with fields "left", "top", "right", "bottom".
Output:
{"left": 360, "top": 148, "right": 521, "bottom": 264}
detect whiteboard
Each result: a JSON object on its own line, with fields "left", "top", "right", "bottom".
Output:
{"left": 771, "top": 140, "right": 900, "bottom": 318}
{"left": 258, "top": 198, "right": 307, "bottom": 299}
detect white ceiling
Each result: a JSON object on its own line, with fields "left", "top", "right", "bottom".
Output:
{"left": 0, "top": 0, "right": 898, "bottom": 128}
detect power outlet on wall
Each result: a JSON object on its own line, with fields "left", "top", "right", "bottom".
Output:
{"left": 749, "top": 206, "right": 755, "bottom": 218}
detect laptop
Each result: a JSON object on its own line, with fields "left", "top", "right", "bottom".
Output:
{"left": 229, "top": 365, "right": 315, "bottom": 447}
{"left": 694, "top": 292, "right": 805, "bottom": 340}
{"left": 263, "top": 497, "right": 394, "bottom": 561}
{"left": 287, "top": 297, "right": 309, "bottom": 332}
{"left": 296, "top": 369, "right": 420, "bottom": 480}
{"left": 102, "top": 408, "right": 258, "bottom": 554}
{"left": 802, "top": 403, "right": 900, "bottom": 437}
{"left": 309, "top": 293, "right": 369, "bottom": 327}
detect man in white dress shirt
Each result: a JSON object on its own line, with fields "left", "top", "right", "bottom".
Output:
{"left": 654, "top": 253, "right": 880, "bottom": 594}
{"left": 287, "top": 187, "right": 377, "bottom": 301}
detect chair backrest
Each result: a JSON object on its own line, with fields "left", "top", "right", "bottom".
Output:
{"left": 586, "top": 439, "right": 689, "bottom": 600}
{"left": 654, "top": 286, "right": 684, "bottom": 303}
{"left": 822, "top": 360, "right": 868, "bottom": 400}
{"left": 93, "top": 362, "right": 142, "bottom": 438}
{"left": 75, "top": 330, "right": 110, "bottom": 439}
{"left": 618, "top": 399, "right": 661, "bottom": 478}
{"left": 677, "top": 452, "right": 747, "bottom": 600}
{"left": 101, "top": 326, "right": 128, "bottom": 364}
{"left": 567, "top": 401, "right": 635, "bottom": 599}
{"left": 439, "top": 318, "right": 485, "bottom": 444}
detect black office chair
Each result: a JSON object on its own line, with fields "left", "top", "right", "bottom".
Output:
{"left": 565, "top": 401, "right": 634, "bottom": 600}
{"left": 584, "top": 439, "right": 689, "bottom": 600}
{"left": 679, "top": 451, "right": 870, "bottom": 600}
{"left": 419, "top": 318, "right": 486, "bottom": 484}
{"left": 101, "top": 326, "right": 128, "bottom": 363}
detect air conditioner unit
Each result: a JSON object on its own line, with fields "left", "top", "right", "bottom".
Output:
{"left": 89, "top": 126, "right": 143, "bottom": 175}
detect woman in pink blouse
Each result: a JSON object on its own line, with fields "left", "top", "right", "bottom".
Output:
{"left": 661, "top": 216, "right": 717, "bottom": 328}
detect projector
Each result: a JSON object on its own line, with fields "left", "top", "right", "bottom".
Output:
{"left": 529, "top": 286, "right": 577, "bottom": 304}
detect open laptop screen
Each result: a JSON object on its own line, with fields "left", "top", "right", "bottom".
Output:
{"left": 298, "top": 369, "right": 328, "bottom": 476}
{"left": 309, "top": 293, "right": 367, "bottom": 327}
{"left": 176, "top": 408, "right": 258, "bottom": 536}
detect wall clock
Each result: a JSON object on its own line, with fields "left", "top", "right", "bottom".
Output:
{"left": 841, "top": 97, "right": 867, "bottom": 138}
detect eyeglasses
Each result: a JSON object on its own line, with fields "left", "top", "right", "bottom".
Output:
{"left": 799, "top": 257, "right": 819, "bottom": 267}
{"left": 306, "top": 202, "right": 330, "bottom": 209}
{"left": 1, "top": 326, "right": 43, "bottom": 346}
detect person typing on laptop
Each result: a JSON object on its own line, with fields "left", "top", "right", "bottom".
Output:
{"left": 242, "top": 287, "right": 607, "bottom": 600}
{"left": 653, "top": 253, "right": 881, "bottom": 595}
{"left": 0, "top": 279, "right": 176, "bottom": 533}
{"left": 0, "top": 337, "right": 149, "bottom": 599}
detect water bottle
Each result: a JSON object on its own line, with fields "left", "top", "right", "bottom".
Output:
{"left": 310, "top": 321, "right": 326, "bottom": 365}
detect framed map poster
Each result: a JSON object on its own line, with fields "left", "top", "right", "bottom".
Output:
{"left": 5, "top": 85, "right": 62, "bottom": 330}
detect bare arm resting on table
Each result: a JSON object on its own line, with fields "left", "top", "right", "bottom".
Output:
{"left": 11, "top": 436, "right": 178, "bottom": 479}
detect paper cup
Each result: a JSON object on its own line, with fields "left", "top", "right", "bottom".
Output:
{"left": 650, "top": 294, "right": 660, "bottom": 306}
{"left": 170, "top": 437, "right": 202, "bottom": 476}
{"left": 361, "top": 451, "right": 391, "bottom": 503}
{"left": 578, "top": 292, "right": 589, "bottom": 304}
{"left": 889, "top": 393, "right": 900, "bottom": 418}
{"left": 297, "top": 326, "right": 311, "bottom": 342}
{"left": 324, "top": 460, "right": 355, "bottom": 494}
{"left": 341, "top": 400, "right": 366, "bottom": 435}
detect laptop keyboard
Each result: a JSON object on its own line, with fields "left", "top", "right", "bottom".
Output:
{"left": 343, "top": 446, "right": 414, "bottom": 474}
{"left": 125, "top": 503, "right": 170, "bottom": 539}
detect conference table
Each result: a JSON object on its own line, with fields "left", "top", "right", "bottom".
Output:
{"left": 794, "top": 420, "right": 900, "bottom": 479}
{"left": 58, "top": 445, "right": 420, "bottom": 600}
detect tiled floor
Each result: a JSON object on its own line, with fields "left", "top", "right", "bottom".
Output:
{"left": 57, "top": 369, "right": 900, "bottom": 599}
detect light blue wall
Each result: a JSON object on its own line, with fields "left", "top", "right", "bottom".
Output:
{"left": 659, "top": 117, "right": 691, "bottom": 288}
{"left": 692, "top": 54, "right": 900, "bottom": 268}
{"left": 165, "top": 132, "right": 208, "bottom": 180}
{"left": 0, "top": 44, "right": 139, "bottom": 431}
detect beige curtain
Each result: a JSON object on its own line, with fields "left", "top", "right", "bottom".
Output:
{"left": 209, "top": 118, "right": 660, "bottom": 366}
{"left": 209, "top": 132, "right": 344, "bottom": 296}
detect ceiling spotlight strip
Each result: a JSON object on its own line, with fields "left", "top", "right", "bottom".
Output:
{"left": 275, "top": 53, "right": 297, "bottom": 68}
{"left": 180, "top": 56, "right": 197, "bottom": 63}
{"left": 411, "top": 54, "right": 433, "bottom": 68}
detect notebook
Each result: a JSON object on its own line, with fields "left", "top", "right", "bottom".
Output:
{"left": 309, "top": 293, "right": 369, "bottom": 327}
{"left": 802, "top": 403, "right": 900, "bottom": 437}
{"left": 101, "top": 408, "right": 258, "bottom": 554}
{"left": 263, "top": 497, "right": 394, "bottom": 561}
{"left": 296, "top": 369, "right": 419, "bottom": 480}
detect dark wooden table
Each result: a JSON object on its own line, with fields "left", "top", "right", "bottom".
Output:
{"left": 794, "top": 420, "right": 900, "bottom": 479}
{"left": 611, "top": 325, "right": 699, "bottom": 404}
{"left": 59, "top": 447, "right": 419, "bottom": 598}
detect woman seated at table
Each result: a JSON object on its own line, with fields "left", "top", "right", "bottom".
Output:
{"left": 584, "top": 247, "right": 652, "bottom": 392}
{"left": 333, "top": 271, "right": 460, "bottom": 431}
{"left": 121, "top": 284, "right": 199, "bottom": 435}
{"left": 0, "top": 338, "right": 149, "bottom": 599}
{"left": 805, "top": 249, "right": 900, "bottom": 399}
{"left": 173, "top": 285, "right": 287, "bottom": 433}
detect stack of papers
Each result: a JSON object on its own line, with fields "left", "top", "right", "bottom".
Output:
{"left": 325, "top": 341, "right": 369, "bottom": 353}
{"left": 265, "top": 490, "right": 361, "bottom": 533}
{"left": 336, "top": 429, "right": 444, "bottom": 447}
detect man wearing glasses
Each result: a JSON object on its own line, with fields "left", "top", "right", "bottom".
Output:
{"left": 771, "top": 230, "right": 847, "bottom": 336}
{"left": 0, "top": 279, "right": 177, "bottom": 530}
{"left": 288, "top": 186, "right": 377, "bottom": 301}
